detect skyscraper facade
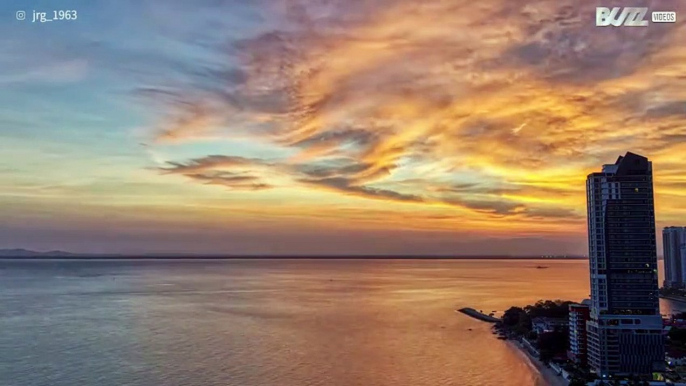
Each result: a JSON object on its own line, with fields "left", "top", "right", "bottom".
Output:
{"left": 663, "top": 227, "right": 686, "bottom": 288}
{"left": 585, "top": 152, "right": 664, "bottom": 378}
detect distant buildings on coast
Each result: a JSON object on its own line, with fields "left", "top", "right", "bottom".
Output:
{"left": 664, "top": 227, "right": 686, "bottom": 288}
{"left": 583, "top": 152, "right": 665, "bottom": 379}
{"left": 485, "top": 152, "right": 680, "bottom": 383}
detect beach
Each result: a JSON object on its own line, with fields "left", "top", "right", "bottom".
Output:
{"left": 508, "top": 340, "right": 569, "bottom": 386}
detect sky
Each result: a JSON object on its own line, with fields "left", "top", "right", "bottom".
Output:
{"left": 1, "top": 0, "right": 685, "bottom": 255}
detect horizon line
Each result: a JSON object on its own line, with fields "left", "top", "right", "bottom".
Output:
{"left": 0, "top": 254, "right": 590, "bottom": 260}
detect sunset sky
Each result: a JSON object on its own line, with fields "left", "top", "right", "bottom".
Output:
{"left": 1, "top": 0, "right": 685, "bottom": 255}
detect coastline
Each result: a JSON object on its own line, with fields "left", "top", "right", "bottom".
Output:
{"left": 507, "top": 340, "right": 569, "bottom": 386}
{"left": 457, "top": 307, "right": 501, "bottom": 323}
{"left": 458, "top": 306, "right": 570, "bottom": 385}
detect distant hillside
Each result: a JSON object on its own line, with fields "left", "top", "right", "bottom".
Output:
{"left": 0, "top": 249, "right": 78, "bottom": 257}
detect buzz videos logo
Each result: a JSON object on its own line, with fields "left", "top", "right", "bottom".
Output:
{"left": 596, "top": 7, "right": 677, "bottom": 26}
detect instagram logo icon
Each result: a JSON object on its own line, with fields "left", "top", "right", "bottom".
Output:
{"left": 16, "top": 10, "right": 26, "bottom": 20}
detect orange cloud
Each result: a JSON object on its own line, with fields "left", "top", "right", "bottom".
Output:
{"left": 141, "top": 0, "right": 686, "bottom": 236}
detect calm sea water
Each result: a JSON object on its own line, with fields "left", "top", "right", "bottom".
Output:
{"left": 0, "top": 259, "right": 682, "bottom": 386}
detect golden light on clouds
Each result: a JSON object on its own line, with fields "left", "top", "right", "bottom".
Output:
{"left": 6, "top": 0, "right": 685, "bottom": 254}
{"left": 139, "top": 0, "right": 686, "bottom": 243}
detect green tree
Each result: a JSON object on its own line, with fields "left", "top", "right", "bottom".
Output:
{"left": 524, "top": 299, "right": 574, "bottom": 319}
{"left": 669, "top": 327, "right": 686, "bottom": 347}
{"left": 537, "top": 329, "right": 569, "bottom": 362}
{"left": 525, "top": 330, "right": 538, "bottom": 341}
{"left": 569, "top": 378, "right": 586, "bottom": 386}
{"left": 503, "top": 307, "right": 525, "bottom": 327}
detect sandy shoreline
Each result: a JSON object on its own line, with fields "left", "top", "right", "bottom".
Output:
{"left": 507, "top": 340, "right": 569, "bottom": 386}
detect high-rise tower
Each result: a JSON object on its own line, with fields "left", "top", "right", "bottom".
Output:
{"left": 663, "top": 227, "right": 686, "bottom": 288}
{"left": 585, "top": 152, "right": 664, "bottom": 378}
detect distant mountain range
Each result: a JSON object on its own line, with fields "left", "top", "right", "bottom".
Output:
{"left": 0, "top": 249, "right": 80, "bottom": 257}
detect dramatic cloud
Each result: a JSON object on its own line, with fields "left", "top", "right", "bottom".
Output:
{"left": 6, "top": 0, "right": 684, "bottom": 254}
{"left": 298, "top": 176, "right": 424, "bottom": 203}
{"left": 160, "top": 156, "right": 274, "bottom": 190}
{"left": 160, "top": 155, "right": 266, "bottom": 174}
{"left": 139, "top": 0, "right": 686, "bottom": 235}
{"left": 184, "top": 172, "right": 272, "bottom": 190}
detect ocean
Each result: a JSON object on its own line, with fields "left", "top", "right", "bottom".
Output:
{"left": 0, "top": 259, "right": 682, "bottom": 386}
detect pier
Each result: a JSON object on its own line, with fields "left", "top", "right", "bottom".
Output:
{"left": 456, "top": 307, "right": 501, "bottom": 323}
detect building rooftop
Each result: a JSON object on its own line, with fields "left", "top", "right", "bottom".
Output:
{"left": 601, "top": 151, "right": 651, "bottom": 174}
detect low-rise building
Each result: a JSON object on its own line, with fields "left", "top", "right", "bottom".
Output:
{"left": 568, "top": 300, "right": 591, "bottom": 366}
{"left": 532, "top": 317, "right": 568, "bottom": 334}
